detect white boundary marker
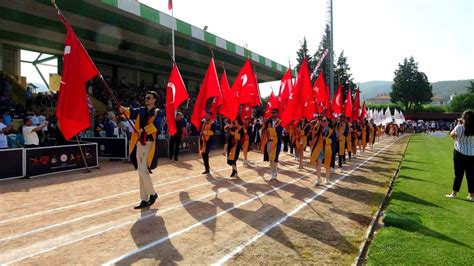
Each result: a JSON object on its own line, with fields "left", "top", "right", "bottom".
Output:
{"left": 213, "top": 137, "right": 404, "bottom": 265}
{"left": 103, "top": 139, "right": 395, "bottom": 265}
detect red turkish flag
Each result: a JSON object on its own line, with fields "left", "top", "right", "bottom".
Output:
{"left": 278, "top": 69, "right": 293, "bottom": 110}
{"left": 331, "top": 83, "right": 343, "bottom": 116}
{"left": 210, "top": 72, "right": 226, "bottom": 120}
{"left": 314, "top": 71, "right": 329, "bottom": 114}
{"left": 166, "top": 64, "right": 188, "bottom": 136}
{"left": 282, "top": 58, "right": 311, "bottom": 126}
{"left": 191, "top": 58, "right": 221, "bottom": 128}
{"left": 344, "top": 87, "right": 353, "bottom": 121}
{"left": 56, "top": 12, "right": 99, "bottom": 140}
{"left": 168, "top": 0, "right": 173, "bottom": 10}
{"left": 232, "top": 59, "right": 261, "bottom": 107}
{"left": 218, "top": 70, "right": 239, "bottom": 120}
{"left": 264, "top": 91, "right": 279, "bottom": 119}
{"left": 360, "top": 100, "right": 367, "bottom": 121}
{"left": 353, "top": 88, "right": 361, "bottom": 121}
{"left": 241, "top": 105, "right": 253, "bottom": 119}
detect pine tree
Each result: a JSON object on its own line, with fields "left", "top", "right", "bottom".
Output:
{"left": 313, "top": 24, "right": 335, "bottom": 84}
{"left": 335, "top": 50, "right": 356, "bottom": 99}
{"left": 296, "top": 37, "right": 313, "bottom": 72}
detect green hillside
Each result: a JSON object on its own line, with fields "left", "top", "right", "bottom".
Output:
{"left": 359, "top": 79, "right": 473, "bottom": 99}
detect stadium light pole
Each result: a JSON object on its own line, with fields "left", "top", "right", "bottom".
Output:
{"left": 171, "top": 8, "right": 175, "bottom": 62}
{"left": 329, "top": 0, "right": 335, "bottom": 98}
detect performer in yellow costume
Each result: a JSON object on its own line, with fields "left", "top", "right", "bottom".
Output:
{"left": 226, "top": 117, "right": 244, "bottom": 177}
{"left": 261, "top": 108, "right": 283, "bottom": 180}
{"left": 310, "top": 117, "right": 333, "bottom": 185}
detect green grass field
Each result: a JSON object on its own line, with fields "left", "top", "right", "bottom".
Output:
{"left": 367, "top": 134, "right": 474, "bottom": 265}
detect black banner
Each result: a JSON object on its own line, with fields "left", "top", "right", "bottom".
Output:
{"left": 25, "top": 143, "right": 98, "bottom": 177}
{"left": 81, "top": 137, "right": 128, "bottom": 159}
{"left": 0, "top": 149, "right": 24, "bottom": 180}
{"left": 180, "top": 136, "right": 199, "bottom": 153}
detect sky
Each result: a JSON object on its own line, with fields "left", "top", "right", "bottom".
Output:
{"left": 22, "top": 0, "right": 473, "bottom": 97}
{"left": 139, "top": 0, "right": 474, "bottom": 97}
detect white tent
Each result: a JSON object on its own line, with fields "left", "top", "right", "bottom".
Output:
{"left": 382, "top": 107, "right": 393, "bottom": 125}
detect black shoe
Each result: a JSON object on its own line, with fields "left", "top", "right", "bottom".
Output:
{"left": 134, "top": 201, "right": 149, "bottom": 209}
{"left": 148, "top": 193, "right": 158, "bottom": 206}
{"left": 202, "top": 170, "right": 210, "bottom": 175}
{"left": 230, "top": 170, "right": 236, "bottom": 177}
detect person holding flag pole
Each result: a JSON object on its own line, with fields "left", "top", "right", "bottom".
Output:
{"left": 261, "top": 108, "right": 283, "bottom": 181}
{"left": 192, "top": 57, "right": 221, "bottom": 175}
{"left": 52, "top": 0, "right": 139, "bottom": 173}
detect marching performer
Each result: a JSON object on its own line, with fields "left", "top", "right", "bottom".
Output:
{"left": 361, "top": 119, "right": 368, "bottom": 153}
{"left": 222, "top": 118, "right": 231, "bottom": 156}
{"left": 295, "top": 118, "right": 310, "bottom": 169}
{"left": 376, "top": 123, "right": 382, "bottom": 141}
{"left": 352, "top": 120, "right": 360, "bottom": 158}
{"left": 199, "top": 110, "right": 216, "bottom": 174}
{"left": 310, "top": 117, "right": 333, "bottom": 185}
{"left": 261, "top": 108, "right": 283, "bottom": 180}
{"left": 346, "top": 117, "right": 353, "bottom": 160}
{"left": 336, "top": 115, "right": 349, "bottom": 168}
{"left": 288, "top": 121, "right": 296, "bottom": 156}
{"left": 242, "top": 116, "right": 251, "bottom": 161}
{"left": 369, "top": 119, "right": 376, "bottom": 148}
{"left": 227, "top": 117, "right": 244, "bottom": 177}
{"left": 119, "top": 91, "right": 162, "bottom": 209}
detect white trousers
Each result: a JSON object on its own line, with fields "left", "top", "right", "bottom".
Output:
{"left": 266, "top": 141, "right": 278, "bottom": 175}
{"left": 137, "top": 142, "right": 156, "bottom": 201}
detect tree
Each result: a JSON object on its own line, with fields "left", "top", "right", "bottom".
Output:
{"left": 390, "top": 57, "right": 433, "bottom": 110}
{"left": 467, "top": 81, "right": 474, "bottom": 93}
{"left": 449, "top": 92, "right": 474, "bottom": 112}
{"left": 313, "top": 24, "right": 333, "bottom": 83}
{"left": 295, "top": 37, "right": 313, "bottom": 72}
{"left": 334, "top": 50, "right": 356, "bottom": 100}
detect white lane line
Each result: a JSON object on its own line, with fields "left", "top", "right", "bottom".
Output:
{"left": 0, "top": 157, "right": 291, "bottom": 243}
{"left": 1, "top": 163, "right": 302, "bottom": 265}
{"left": 213, "top": 137, "right": 404, "bottom": 265}
{"left": 0, "top": 155, "right": 270, "bottom": 225}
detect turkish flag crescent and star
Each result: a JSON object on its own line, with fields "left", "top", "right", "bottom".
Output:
{"left": 344, "top": 87, "right": 353, "bottom": 121}
{"left": 360, "top": 100, "right": 367, "bottom": 121}
{"left": 331, "top": 83, "right": 343, "bottom": 116}
{"left": 217, "top": 70, "right": 238, "bottom": 120}
{"left": 281, "top": 58, "right": 311, "bottom": 127}
{"left": 353, "top": 88, "right": 361, "bottom": 121}
{"left": 314, "top": 71, "right": 329, "bottom": 115}
{"left": 191, "top": 58, "right": 221, "bottom": 128}
{"left": 56, "top": 12, "right": 99, "bottom": 140}
{"left": 233, "top": 59, "right": 261, "bottom": 107}
{"left": 166, "top": 64, "right": 188, "bottom": 136}
{"left": 278, "top": 69, "right": 293, "bottom": 110}
{"left": 264, "top": 91, "right": 279, "bottom": 119}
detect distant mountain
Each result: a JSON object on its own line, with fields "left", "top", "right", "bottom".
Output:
{"left": 359, "top": 81, "right": 392, "bottom": 100}
{"left": 431, "top": 80, "right": 473, "bottom": 98}
{"left": 359, "top": 79, "right": 473, "bottom": 100}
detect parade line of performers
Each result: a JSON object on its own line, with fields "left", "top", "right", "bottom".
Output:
{"left": 119, "top": 92, "right": 404, "bottom": 209}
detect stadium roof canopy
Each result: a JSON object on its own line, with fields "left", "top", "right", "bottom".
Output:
{"left": 0, "top": 0, "right": 287, "bottom": 82}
